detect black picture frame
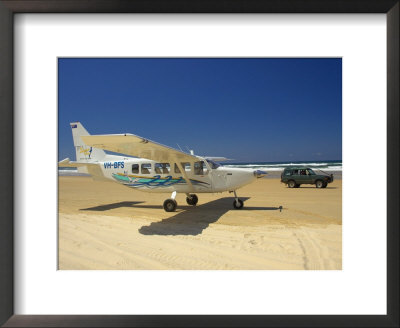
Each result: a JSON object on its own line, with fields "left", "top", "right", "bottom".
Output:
{"left": 0, "top": 1, "right": 398, "bottom": 327}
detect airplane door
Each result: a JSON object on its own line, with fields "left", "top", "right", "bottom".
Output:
{"left": 211, "top": 170, "right": 227, "bottom": 191}
{"left": 191, "top": 161, "right": 214, "bottom": 192}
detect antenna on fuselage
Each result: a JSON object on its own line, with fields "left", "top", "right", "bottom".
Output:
{"left": 184, "top": 146, "right": 195, "bottom": 156}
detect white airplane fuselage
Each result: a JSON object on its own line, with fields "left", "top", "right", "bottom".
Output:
{"left": 86, "top": 155, "right": 259, "bottom": 194}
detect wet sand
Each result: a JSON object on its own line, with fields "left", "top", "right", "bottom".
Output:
{"left": 58, "top": 176, "right": 342, "bottom": 270}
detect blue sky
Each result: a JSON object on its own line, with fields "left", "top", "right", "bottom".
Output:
{"left": 58, "top": 58, "right": 342, "bottom": 163}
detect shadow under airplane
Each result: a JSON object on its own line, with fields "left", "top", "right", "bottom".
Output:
{"left": 139, "top": 197, "right": 283, "bottom": 236}
{"left": 80, "top": 201, "right": 145, "bottom": 211}
{"left": 79, "top": 198, "right": 283, "bottom": 236}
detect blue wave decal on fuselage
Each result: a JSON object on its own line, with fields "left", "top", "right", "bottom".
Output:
{"left": 112, "top": 173, "right": 209, "bottom": 188}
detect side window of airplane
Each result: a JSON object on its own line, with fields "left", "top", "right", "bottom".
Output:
{"left": 194, "top": 161, "right": 207, "bottom": 175}
{"left": 203, "top": 162, "right": 208, "bottom": 174}
{"left": 141, "top": 163, "right": 151, "bottom": 174}
{"left": 132, "top": 164, "right": 139, "bottom": 174}
{"left": 155, "top": 163, "right": 170, "bottom": 174}
{"left": 155, "top": 163, "right": 162, "bottom": 174}
{"left": 174, "top": 162, "right": 191, "bottom": 173}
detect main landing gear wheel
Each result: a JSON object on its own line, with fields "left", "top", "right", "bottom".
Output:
{"left": 233, "top": 199, "right": 244, "bottom": 209}
{"left": 163, "top": 199, "right": 177, "bottom": 212}
{"left": 186, "top": 194, "right": 198, "bottom": 206}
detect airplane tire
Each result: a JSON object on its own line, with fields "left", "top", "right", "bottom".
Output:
{"left": 186, "top": 194, "right": 198, "bottom": 206}
{"left": 233, "top": 199, "right": 244, "bottom": 209}
{"left": 163, "top": 199, "right": 177, "bottom": 212}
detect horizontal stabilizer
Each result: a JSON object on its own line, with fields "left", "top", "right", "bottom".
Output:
{"left": 58, "top": 158, "right": 99, "bottom": 167}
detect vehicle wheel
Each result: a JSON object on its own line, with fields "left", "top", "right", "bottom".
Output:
{"left": 288, "top": 180, "right": 296, "bottom": 188}
{"left": 322, "top": 182, "right": 328, "bottom": 188}
{"left": 186, "top": 194, "right": 198, "bottom": 206}
{"left": 315, "top": 180, "right": 324, "bottom": 188}
{"left": 163, "top": 199, "right": 177, "bottom": 212}
{"left": 233, "top": 199, "right": 244, "bottom": 209}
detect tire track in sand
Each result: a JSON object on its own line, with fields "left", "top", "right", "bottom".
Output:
{"left": 292, "top": 231, "right": 309, "bottom": 270}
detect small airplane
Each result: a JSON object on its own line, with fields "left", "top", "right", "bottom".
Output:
{"left": 59, "top": 122, "right": 267, "bottom": 212}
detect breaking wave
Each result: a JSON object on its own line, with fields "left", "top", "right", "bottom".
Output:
{"left": 223, "top": 161, "right": 342, "bottom": 172}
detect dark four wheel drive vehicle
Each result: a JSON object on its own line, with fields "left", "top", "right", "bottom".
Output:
{"left": 281, "top": 167, "right": 333, "bottom": 188}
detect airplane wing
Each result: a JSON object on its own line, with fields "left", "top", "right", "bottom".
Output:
{"left": 203, "top": 156, "right": 232, "bottom": 162}
{"left": 81, "top": 134, "right": 198, "bottom": 163}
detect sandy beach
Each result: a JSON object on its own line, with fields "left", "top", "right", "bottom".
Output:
{"left": 58, "top": 176, "right": 342, "bottom": 270}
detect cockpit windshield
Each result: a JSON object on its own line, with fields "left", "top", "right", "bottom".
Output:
{"left": 206, "top": 159, "right": 221, "bottom": 169}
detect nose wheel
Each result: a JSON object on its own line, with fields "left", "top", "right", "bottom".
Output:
{"left": 232, "top": 190, "right": 244, "bottom": 209}
{"left": 186, "top": 194, "right": 198, "bottom": 206}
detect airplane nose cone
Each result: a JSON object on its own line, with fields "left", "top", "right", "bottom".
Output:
{"left": 254, "top": 170, "right": 267, "bottom": 178}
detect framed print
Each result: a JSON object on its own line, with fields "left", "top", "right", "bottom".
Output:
{"left": 1, "top": 1, "right": 398, "bottom": 327}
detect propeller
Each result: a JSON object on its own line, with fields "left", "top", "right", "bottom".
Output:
{"left": 254, "top": 170, "right": 267, "bottom": 178}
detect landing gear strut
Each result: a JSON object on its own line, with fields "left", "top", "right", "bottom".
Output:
{"left": 163, "top": 191, "right": 177, "bottom": 212}
{"left": 186, "top": 193, "right": 198, "bottom": 206}
{"left": 232, "top": 190, "right": 244, "bottom": 209}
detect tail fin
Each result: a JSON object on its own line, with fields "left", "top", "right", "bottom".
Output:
{"left": 70, "top": 122, "right": 106, "bottom": 162}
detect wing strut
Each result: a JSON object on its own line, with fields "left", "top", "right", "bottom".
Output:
{"left": 174, "top": 160, "right": 195, "bottom": 192}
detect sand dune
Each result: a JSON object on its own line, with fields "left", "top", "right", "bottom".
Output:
{"left": 58, "top": 177, "right": 342, "bottom": 270}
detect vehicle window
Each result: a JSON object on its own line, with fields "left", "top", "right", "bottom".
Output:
{"left": 162, "top": 163, "right": 170, "bottom": 174}
{"left": 175, "top": 162, "right": 191, "bottom": 173}
{"left": 194, "top": 161, "right": 207, "bottom": 175}
{"left": 291, "top": 170, "right": 298, "bottom": 175}
{"left": 284, "top": 171, "right": 291, "bottom": 176}
{"left": 205, "top": 159, "right": 221, "bottom": 169}
{"left": 155, "top": 163, "right": 170, "bottom": 174}
{"left": 182, "top": 162, "right": 191, "bottom": 171}
{"left": 308, "top": 169, "right": 315, "bottom": 175}
{"left": 141, "top": 163, "right": 151, "bottom": 174}
{"left": 202, "top": 161, "right": 208, "bottom": 174}
{"left": 132, "top": 164, "right": 139, "bottom": 174}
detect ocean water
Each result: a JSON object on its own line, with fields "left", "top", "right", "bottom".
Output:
{"left": 223, "top": 160, "right": 342, "bottom": 172}
{"left": 58, "top": 160, "right": 342, "bottom": 176}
